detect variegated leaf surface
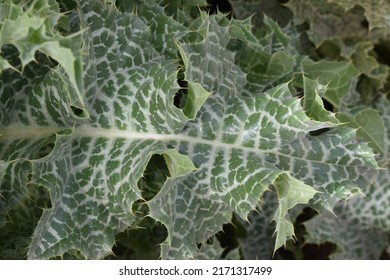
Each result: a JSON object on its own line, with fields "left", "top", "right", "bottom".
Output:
{"left": 0, "top": 0, "right": 379, "bottom": 259}
{"left": 148, "top": 13, "right": 377, "bottom": 258}
{"left": 304, "top": 95, "right": 390, "bottom": 259}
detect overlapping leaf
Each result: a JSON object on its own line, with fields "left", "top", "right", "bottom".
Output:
{"left": 228, "top": 0, "right": 292, "bottom": 28}
{"left": 148, "top": 14, "right": 377, "bottom": 258}
{"left": 286, "top": 0, "right": 369, "bottom": 47}
{"left": 26, "top": 0, "right": 196, "bottom": 259}
{"left": 0, "top": 0, "right": 84, "bottom": 107}
{"left": 0, "top": 48, "right": 77, "bottom": 214}
{"left": 304, "top": 95, "right": 390, "bottom": 259}
{"left": 1, "top": 0, "right": 188, "bottom": 259}
{"left": 327, "top": 0, "right": 390, "bottom": 32}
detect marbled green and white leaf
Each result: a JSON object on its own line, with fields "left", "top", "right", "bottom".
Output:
{"left": 237, "top": 191, "right": 278, "bottom": 260}
{"left": 272, "top": 174, "right": 317, "bottom": 251}
{"left": 0, "top": 0, "right": 84, "bottom": 106}
{"left": 0, "top": 0, "right": 380, "bottom": 260}
{"left": 26, "top": 0, "right": 194, "bottom": 259}
{"left": 302, "top": 76, "right": 339, "bottom": 125}
{"left": 305, "top": 95, "right": 390, "bottom": 259}
{"left": 0, "top": 47, "right": 80, "bottom": 212}
{"left": 149, "top": 15, "right": 377, "bottom": 258}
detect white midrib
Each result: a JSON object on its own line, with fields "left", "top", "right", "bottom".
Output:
{"left": 1, "top": 124, "right": 374, "bottom": 167}
{"left": 1, "top": 124, "right": 277, "bottom": 154}
{"left": 74, "top": 125, "right": 279, "bottom": 154}
{"left": 72, "top": 127, "right": 376, "bottom": 169}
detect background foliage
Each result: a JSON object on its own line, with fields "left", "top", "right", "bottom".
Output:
{"left": 0, "top": 0, "right": 389, "bottom": 259}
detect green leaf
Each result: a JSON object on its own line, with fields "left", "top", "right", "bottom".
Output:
{"left": 350, "top": 42, "right": 389, "bottom": 100}
{"left": 0, "top": 52, "right": 82, "bottom": 213}
{"left": 23, "top": 0, "right": 191, "bottom": 259}
{"left": 162, "top": 149, "right": 196, "bottom": 178}
{"left": 0, "top": 0, "right": 84, "bottom": 108}
{"left": 338, "top": 108, "right": 385, "bottom": 155}
{"left": 0, "top": 0, "right": 379, "bottom": 260}
{"left": 351, "top": 42, "right": 381, "bottom": 76}
{"left": 238, "top": 49, "right": 295, "bottom": 93}
{"left": 273, "top": 173, "right": 317, "bottom": 251}
{"left": 302, "top": 59, "right": 359, "bottom": 109}
{"left": 304, "top": 168, "right": 390, "bottom": 259}
{"left": 183, "top": 82, "right": 211, "bottom": 120}
{"left": 305, "top": 95, "right": 390, "bottom": 259}
{"left": 0, "top": 57, "right": 15, "bottom": 73}
{"left": 147, "top": 14, "right": 377, "bottom": 258}
{"left": 302, "top": 76, "right": 339, "bottom": 124}
{"left": 177, "top": 12, "right": 247, "bottom": 99}
{"left": 133, "top": 2, "right": 189, "bottom": 59}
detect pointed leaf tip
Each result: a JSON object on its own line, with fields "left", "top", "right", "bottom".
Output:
{"left": 272, "top": 173, "right": 318, "bottom": 251}
{"left": 162, "top": 149, "right": 196, "bottom": 178}
{"left": 183, "top": 82, "right": 211, "bottom": 120}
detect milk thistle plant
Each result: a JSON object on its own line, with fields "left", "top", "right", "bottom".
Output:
{"left": 0, "top": 0, "right": 389, "bottom": 259}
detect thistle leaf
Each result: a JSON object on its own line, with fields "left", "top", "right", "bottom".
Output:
{"left": 0, "top": 0, "right": 379, "bottom": 260}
